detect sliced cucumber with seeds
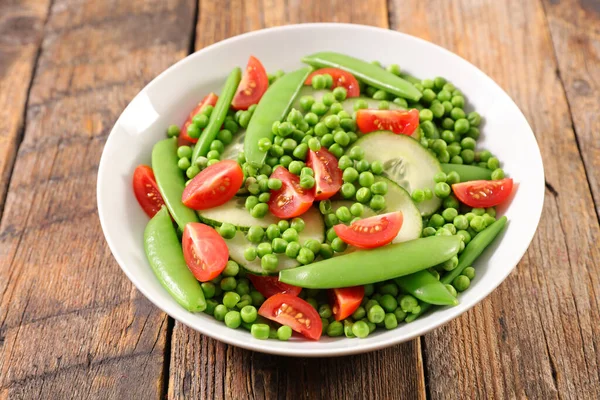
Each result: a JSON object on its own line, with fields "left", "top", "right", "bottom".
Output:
{"left": 197, "top": 196, "right": 278, "bottom": 230}
{"left": 352, "top": 131, "right": 442, "bottom": 216}
{"left": 223, "top": 206, "right": 325, "bottom": 275}
{"left": 331, "top": 176, "right": 422, "bottom": 243}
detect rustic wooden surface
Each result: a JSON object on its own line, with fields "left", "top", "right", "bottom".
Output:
{"left": 0, "top": 0, "right": 598, "bottom": 399}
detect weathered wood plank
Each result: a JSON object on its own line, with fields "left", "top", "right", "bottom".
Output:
{"left": 388, "top": 0, "right": 600, "bottom": 398}
{"left": 0, "top": 0, "right": 197, "bottom": 398}
{"left": 542, "top": 0, "right": 600, "bottom": 218}
{"left": 169, "top": 1, "right": 426, "bottom": 399}
{"left": 0, "top": 0, "right": 52, "bottom": 219}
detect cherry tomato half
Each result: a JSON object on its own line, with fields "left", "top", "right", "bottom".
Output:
{"left": 182, "top": 223, "right": 229, "bottom": 282}
{"left": 356, "top": 109, "right": 419, "bottom": 135}
{"left": 179, "top": 93, "right": 219, "bottom": 145}
{"left": 258, "top": 293, "right": 322, "bottom": 340}
{"left": 248, "top": 274, "right": 302, "bottom": 298}
{"left": 133, "top": 165, "right": 165, "bottom": 218}
{"left": 452, "top": 178, "right": 514, "bottom": 208}
{"left": 328, "top": 286, "right": 365, "bottom": 321}
{"left": 267, "top": 166, "right": 315, "bottom": 219}
{"left": 306, "top": 148, "right": 342, "bottom": 201}
{"left": 305, "top": 68, "right": 360, "bottom": 97}
{"left": 231, "top": 56, "right": 269, "bottom": 110}
{"left": 182, "top": 160, "right": 244, "bottom": 210}
{"left": 334, "top": 211, "right": 403, "bottom": 249}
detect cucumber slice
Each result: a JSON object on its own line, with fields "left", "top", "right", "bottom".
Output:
{"left": 224, "top": 206, "right": 325, "bottom": 275}
{"left": 352, "top": 131, "right": 442, "bottom": 216}
{"left": 197, "top": 196, "right": 279, "bottom": 229}
{"left": 221, "top": 128, "right": 245, "bottom": 160}
{"left": 331, "top": 176, "right": 422, "bottom": 243}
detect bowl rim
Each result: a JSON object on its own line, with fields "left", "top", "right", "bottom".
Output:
{"left": 97, "top": 22, "right": 544, "bottom": 357}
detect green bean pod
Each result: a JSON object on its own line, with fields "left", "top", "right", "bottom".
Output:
{"left": 152, "top": 138, "right": 199, "bottom": 230}
{"left": 441, "top": 164, "right": 492, "bottom": 181}
{"left": 279, "top": 236, "right": 461, "bottom": 289}
{"left": 244, "top": 67, "right": 312, "bottom": 167}
{"left": 302, "top": 52, "right": 422, "bottom": 102}
{"left": 399, "top": 73, "right": 421, "bottom": 85}
{"left": 405, "top": 216, "right": 508, "bottom": 322}
{"left": 144, "top": 207, "right": 206, "bottom": 312}
{"left": 395, "top": 270, "right": 458, "bottom": 306}
{"left": 192, "top": 67, "right": 242, "bottom": 164}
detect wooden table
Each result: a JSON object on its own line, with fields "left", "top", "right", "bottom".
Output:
{"left": 1, "top": 0, "right": 598, "bottom": 398}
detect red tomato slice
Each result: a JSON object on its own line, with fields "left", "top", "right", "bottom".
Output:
{"left": 328, "top": 286, "right": 365, "bottom": 321}
{"left": 258, "top": 293, "right": 322, "bottom": 340}
{"left": 305, "top": 68, "right": 360, "bottom": 97}
{"left": 267, "top": 166, "right": 315, "bottom": 219}
{"left": 182, "top": 160, "right": 244, "bottom": 210}
{"left": 356, "top": 109, "right": 419, "bottom": 135}
{"left": 231, "top": 56, "right": 269, "bottom": 110}
{"left": 452, "top": 178, "right": 514, "bottom": 208}
{"left": 334, "top": 211, "right": 403, "bottom": 249}
{"left": 248, "top": 274, "right": 302, "bottom": 298}
{"left": 132, "top": 165, "right": 165, "bottom": 218}
{"left": 182, "top": 223, "right": 229, "bottom": 282}
{"left": 306, "top": 149, "right": 342, "bottom": 201}
{"left": 179, "top": 93, "right": 219, "bottom": 145}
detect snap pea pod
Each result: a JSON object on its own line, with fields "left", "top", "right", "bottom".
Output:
{"left": 405, "top": 216, "right": 508, "bottom": 322}
{"left": 152, "top": 138, "right": 199, "bottom": 230}
{"left": 279, "top": 236, "right": 461, "bottom": 289}
{"left": 441, "top": 164, "right": 492, "bottom": 181}
{"left": 144, "top": 207, "right": 206, "bottom": 312}
{"left": 244, "top": 67, "right": 312, "bottom": 167}
{"left": 399, "top": 72, "right": 421, "bottom": 85}
{"left": 302, "top": 52, "right": 422, "bottom": 102}
{"left": 192, "top": 67, "right": 241, "bottom": 164}
{"left": 395, "top": 270, "right": 458, "bottom": 306}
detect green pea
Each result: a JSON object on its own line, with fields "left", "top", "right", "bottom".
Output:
{"left": 370, "top": 195, "right": 386, "bottom": 210}
{"left": 311, "top": 102, "right": 328, "bottom": 116}
{"left": 177, "top": 157, "right": 191, "bottom": 171}
{"left": 352, "top": 98, "right": 368, "bottom": 111}
{"left": 351, "top": 306, "right": 366, "bottom": 320}
{"left": 367, "top": 304, "right": 385, "bottom": 323}
{"left": 446, "top": 171, "right": 461, "bottom": 185}
{"left": 460, "top": 149, "right": 474, "bottom": 164}
{"left": 348, "top": 146, "right": 365, "bottom": 160}
{"left": 441, "top": 117, "right": 455, "bottom": 130}
{"left": 467, "top": 127, "right": 480, "bottom": 140}
{"left": 324, "top": 213, "right": 339, "bottom": 228}
{"left": 282, "top": 228, "right": 299, "bottom": 243}
{"left": 314, "top": 122, "right": 329, "bottom": 137}
{"left": 430, "top": 102, "right": 445, "bottom": 119}
{"left": 379, "top": 282, "right": 399, "bottom": 296}
{"left": 167, "top": 124, "right": 181, "bottom": 137}
{"left": 319, "top": 243, "right": 334, "bottom": 259}
{"left": 442, "top": 207, "right": 458, "bottom": 222}
{"left": 331, "top": 131, "right": 349, "bottom": 148}
{"left": 261, "top": 254, "right": 278, "bottom": 271}
{"left": 320, "top": 134, "right": 334, "bottom": 148}
{"left": 272, "top": 325, "right": 291, "bottom": 341}
{"left": 470, "top": 215, "right": 486, "bottom": 232}
{"left": 307, "top": 137, "right": 321, "bottom": 152}
{"left": 244, "top": 195, "right": 258, "bottom": 211}
{"left": 220, "top": 276, "right": 236, "bottom": 291}
{"left": 491, "top": 168, "right": 505, "bottom": 180}
{"left": 327, "top": 321, "right": 344, "bottom": 337}
{"left": 419, "top": 108, "right": 433, "bottom": 122}
{"left": 247, "top": 226, "right": 265, "bottom": 244}
{"left": 186, "top": 165, "right": 200, "bottom": 179}
{"left": 256, "top": 243, "right": 272, "bottom": 258}
{"left": 268, "top": 237, "right": 287, "bottom": 254}
{"left": 452, "top": 215, "right": 469, "bottom": 231}
{"left": 434, "top": 172, "right": 447, "bottom": 183}
{"left": 441, "top": 130, "right": 456, "bottom": 143}
{"left": 335, "top": 156, "right": 352, "bottom": 171}
{"left": 293, "top": 143, "right": 309, "bottom": 160}
{"left": 454, "top": 118, "right": 470, "bottom": 134}
{"left": 340, "top": 118, "right": 357, "bottom": 132}
{"left": 460, "top": 137, "right": 475, "bottom": 151}
{"left": 379, "top": 294, "right": 398, "bottom": 313}
{"left": 434, "top": 182, "right": 451, "bottom": 198}
{"left": 251, "top": 203, "right": 268, "bottom": 218}
{"left": 371, "top": 184, "right": 389, "bottom": 201}
{"left": 235, "top": 279, "right": 250, "bottom": 296}
{"left": 237, "top": 305, "right": 257, "bottom": 324}
{"left": 453, "top": 275, "right": 471, "bottom": 292}
{"left": 244, "top": 246, "right": 258, "bottom": 262}
{"left": 326, "top": 227, "right": 338, "bottom": 242}
{"left": 213, "top": 304, "right": 228, "bottom": 321}
{"left": 342, "top": 167, "right": 359, "bottom": 183}
{"left": 207, "top": 149, "right": 221, "bottom": 160}
{"left": 394, "top": 308, "right": 407, "bottom": 322}
{"left": 422, "top": 226, "right": 437, "bottom": 237}
{"left": 349, "top": 202, "right": 364, "bottom": 217}
{"left": 356, "top": 160, "right": 370, "bottom": 173}
{"left": 393, "top": 97, "right": 408, "bottom": 108}
{"left": 258, "top": 192, "right": 270, "bottom": 203}
{"left": 200, "top": 282, "right": 216, "bottom": 299}
{"left": 399, "top": 295, "right": 420, "bottom": 314}
{"left": 483, "top": 214, "right": 496, "bottom": 227}
{"left": 331, "top": 237, "right": 347, "bottom": 252}
{"left": 187, "top": 123, "right": 202, "bottom": 139}
{"left": 221, "top": 292, "right": 240, "bottom": 309}
{"left": 358, "top": 171, "right": 375, "bottom": 187}
{"left": 486, "top": 207, "right": 496, "bottom": 218}
{"left": 224, "top": 310, "right": 242, "bottom": 329}
{"left": 335, "top": 206, "right": 352, "bottom": 223}
{"left": 428, "top": 214, "right": 445, "bottom": 228}
{"left": 356, "top": 187, "right": 372, "bottom": 203}
{"left": 436, "top": 89, "right": 451, "bottom": 102}
{"left": 336, "top": 182, "right": 354, "bottom": 199}
{"left": 451, "top": 95, "right": 465, "bottom": 108}
{"left": 381, "top": 313, "right": 397, "bottom": 329}
{"left": 436, "top": 227, "right": 452, "bottom": 236}
{"left": 284, "top": 241, "right": 301, "bottom": 259}
{"left": 467, "top": 111, "right": 481, "bottom": 127}
{"left": 251, "top": 323, "right": 270, "bottom": 339}
{"left": 297, "top": 247, "right": 315, "bottom": 265}
{"left": 280, "top": 138, "right": 296, "bottom": 154}
{"left": 350, "top": 320, "right": 368, "bottom": 338}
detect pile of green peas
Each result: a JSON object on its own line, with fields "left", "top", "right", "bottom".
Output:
{"left": 198, "top": 258, "right": 294, "bottom": 340}
{"left": 337, "top": 147, "right": 388, "bottom": 210}
{"left": 296, "top": 279, "right": 424, "bottom": 339}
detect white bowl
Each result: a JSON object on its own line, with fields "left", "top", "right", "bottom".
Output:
{"left": 97, "top": 23, "right": 544, "bottom": 357}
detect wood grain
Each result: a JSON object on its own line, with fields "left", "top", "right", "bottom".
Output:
{"left": 0, "top": 0, "right": 197, "bottom": 398}
{"left": 389, "top": 0, "right": 600, "bottom": 398}
{"left": 542, "top": 0, "right": 600, "bottom": 218}
{"left": 169, "top": 1, "right": 425, "bottom": 399}
{"left": 0, "top": 0, "right": 52, "bottom": 219}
